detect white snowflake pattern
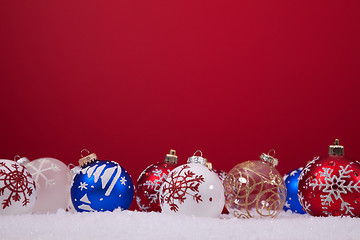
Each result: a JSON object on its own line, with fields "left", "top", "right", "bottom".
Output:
{"left": 120, "top": 176, "right": 127, "bottom": 186}
{"left": 78, "top": 182, "right": 88, "bottom": 191}
{"left": 309, "top": 165, "right": 360, "bottom": 216}
{"left": 298, "top": 191, "right": 311, "bottom": 213}
{"left": 136, "top": 196, "right": 151, "bottom": 211}
{"left": 26, "top": 159, "right": 60, "bottom": 190}
{"left": 300, "top": 157, "right": 319, "bottom": 178}
{"left": 142, "top": 168, "right": 171, "bottom": 203}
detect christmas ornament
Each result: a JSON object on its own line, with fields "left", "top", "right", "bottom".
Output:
{"left": 66, "top": 164, "right": 81, "bottom": 213}
{"left": 205, "top": 161, "right": 227, "bottom": 183}
{"left": 159, "top": 150, "right": 225, "bottom": 217}
{"left": 71, "top": 150, "right": 134, "bottom": 212}
{"left": 223, "top": 150, "right": 286, "bottom": 219}
{"left": 298, "top": 139, "right": 360, "bottom": 217}
{"left": 0, "top": 159, "right": 36, "bottom": 215}
{"left": 283, "top": 168, "right": 306, "bottom": 214}
{"left": 17, "top": 156, "right": 72, "bottom": 213}
{"left": 136, "top": 149, "right": 178, "bottom": 212}
{"left": 205, "top": 160, "right": 229, "bottom": 214}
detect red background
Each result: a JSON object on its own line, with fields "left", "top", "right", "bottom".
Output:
{"left": 1, "top": 1, "right": 360, "bottom": 209}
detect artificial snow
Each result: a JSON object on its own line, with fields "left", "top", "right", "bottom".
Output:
{"left": 1, "top": 210, "right": 359, "bottom": 240}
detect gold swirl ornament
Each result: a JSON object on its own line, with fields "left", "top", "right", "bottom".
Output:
{"left": 224, "top": 150, "right": 287, "bottom": 219}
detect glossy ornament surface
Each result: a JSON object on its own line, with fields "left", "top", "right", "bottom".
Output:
{"left": 0, "top": 159, "right": 36, "bottom": 215}
{"left": 224, "top": 151, "right": 286, "bottom": 219}
{"left": 283, "top": 168, "right": 306, "bottom": 214}
{"left": 18, "top": 157, "right": 72, "bottom": 213}
{"left": 298, "top": 139, "right": 360, "bottom": 217}
{"left": 136, "top": 150, "right": 178, "bottom": 212}
{"left": 159, "top": 151, "right": 225, "bottom": 217}
{"left": 66, "top": 164, "right": 81, "bottom": 212}
{"left": 71, "top": 150, "right": 134, "bottom": 212}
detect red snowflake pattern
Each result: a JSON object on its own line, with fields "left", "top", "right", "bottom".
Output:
{"left": 0, "top": 162, "right": 35, "bottom": 209}
{"left": 160, "top": 165, "right": 205, "bottom": 212}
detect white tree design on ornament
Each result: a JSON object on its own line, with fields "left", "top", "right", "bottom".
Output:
{"left": 298, "top": 191, "right": 311, "bottom": 213}
{"left": 26, "top": 159, "right": 60, "bottom": 190}
{"left": 309, "top": 165, "right": 360, "bottom": 216}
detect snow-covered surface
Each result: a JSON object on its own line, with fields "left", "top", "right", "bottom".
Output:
{"left": 1, "top": 210, "right": 360, "bottom": 240}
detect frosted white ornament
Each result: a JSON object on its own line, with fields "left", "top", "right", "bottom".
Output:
{"left": 159, "top": 151, "right": 225, "bottom": 217}
{"left": 18, "top": 157, "right": 72, "bottom": 213}
{"left": 0, "top": 159, "right": 36, "bottom": 215}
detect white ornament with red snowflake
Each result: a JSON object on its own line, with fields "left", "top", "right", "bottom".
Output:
{"left": 0, "top": 159, "right": 36, "bottom": 215}
{"left": 159, "top": 151, "right": 225, "bottom": 217}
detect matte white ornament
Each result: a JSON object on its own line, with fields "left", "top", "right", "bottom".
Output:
{"left": 18, "top": 157, "right": 72, "bottom": 213}
{"left": 159, "top": 151, "right": 225, "bottom": 217}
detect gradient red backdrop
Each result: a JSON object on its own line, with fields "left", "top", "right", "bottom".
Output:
{"left": 1, "top": 1, "right": 360, "bottom": 210}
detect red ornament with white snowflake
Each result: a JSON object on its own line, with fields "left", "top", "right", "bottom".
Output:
{"left": 136, "top": 150, "right": 178, "bottom": 212}
{"left": 0, "top": 159, "right": 36, "bottom": 215}
{"left": 298, "top": 139, "right": 360, "bottom": 217}
{"left": 159, "top": 151, "right": 225, "bottom": 217}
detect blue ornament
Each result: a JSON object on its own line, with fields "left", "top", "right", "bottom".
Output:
{"left": 283, "top": 168, "right": 306, "bottom": 214}
{"left": 71, "top": 151, "right": 134, "bottom": 212}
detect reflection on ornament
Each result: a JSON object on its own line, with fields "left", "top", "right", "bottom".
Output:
{"left": 0, "top": 159, "right": 36, "bottom": 215}
{"left": 283, "top": 168, "right": 306, "bottom": 214}
{"left": 18, "top": 157, "right": 72, "bottom": 213}
{"left": 136, "top": 150, "right": 178, "bottom": 212}
{"left": 298, "top": 139, "right": 360, "bottom": 217}
{"left": 71, "top": 150, "right": 134, "bottom": 212}
{"left": 224, "top": 150, "right": 286, "bottom": 219}
{"left": 160, "top": 150, "right": 225, "bottom": 217}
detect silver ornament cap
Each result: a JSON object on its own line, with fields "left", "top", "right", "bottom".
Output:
{"left": 15, "top": 155, "right": 30, "bottom": 165}
{"left": 187, "top": 150, "right": 207, "bottom": 165}
{"left": 260, "top": 149, "right": 278, "bottom": 167}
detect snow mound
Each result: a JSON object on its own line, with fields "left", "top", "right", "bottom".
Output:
{"left": 1, "top": 210, "right": 359, "bottom": 240}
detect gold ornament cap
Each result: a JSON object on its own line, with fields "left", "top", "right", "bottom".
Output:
{"left": 205, "top": 160, "right": 213, "bottom": 170}
{"left": 328, "top": 139, "right": 344, "bottom": 156}
{"left": 187, "top": 150, "right": 207, "bottom": 165}
{"left": 79, "top": 149, "right": 98, "bottom": 167}
{"left": 260, "top": 149, "right": 278, "bottom": 167}
{"left": 164, "top": 149, "right": 178, "bottom": 164}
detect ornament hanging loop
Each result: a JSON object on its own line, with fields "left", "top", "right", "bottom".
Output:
{"left": 193, "top": 150, "right": 203, "bottom": 157}
{"left": 260, "top": 150, "right": 278, "bottom": 167}
{"left": 267, "top": 149, "right": 276, "bottom": 157}
{"left": 187, "top": 150, "right": 206, "bottom": 165}
{"left": 81, "top": 149, "right": 91, "bottom": 158}
{"left": 79, "top": 149, "right": 98, "bottom": 167}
